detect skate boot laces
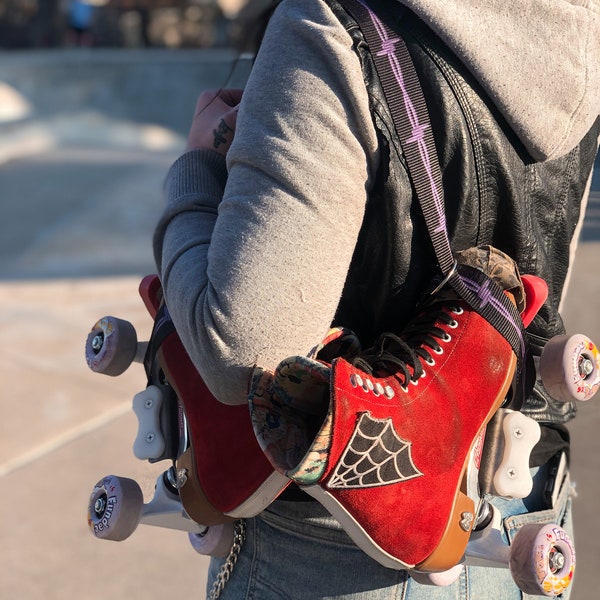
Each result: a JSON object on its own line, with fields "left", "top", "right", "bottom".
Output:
{"left": 353, "top": 298, "right": 463, "bottom": 389}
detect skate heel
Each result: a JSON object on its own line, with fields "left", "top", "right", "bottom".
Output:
{"left": 417, "top": 350, "right": 517, "bottom": 573}
{"left": 415, "top": 490, "right": 474, "bottom": 572}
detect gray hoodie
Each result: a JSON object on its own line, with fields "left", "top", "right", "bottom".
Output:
{"left": 155, "top": 0, "right": 600, "bottom": 405}
{"left": 401, "top": 0, "right": 600, "bottom": 161}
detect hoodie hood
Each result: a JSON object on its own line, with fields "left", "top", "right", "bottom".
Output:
{"left": 400, "top": 0, "right": 600, "bottom": 161}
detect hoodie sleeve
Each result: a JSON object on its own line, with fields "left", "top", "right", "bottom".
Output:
{"left": 154, "top": 0, "right": 379, "bottom": 405}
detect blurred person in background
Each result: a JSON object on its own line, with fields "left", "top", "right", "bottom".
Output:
{"left": 66, "top": 0, "right": 95, "bottom": 46}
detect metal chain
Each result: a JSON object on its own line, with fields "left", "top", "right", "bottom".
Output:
{"left": 208, "top": 519, "right": 247, "bottom": 600}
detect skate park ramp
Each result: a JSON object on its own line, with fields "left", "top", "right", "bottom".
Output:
{"left": 0, "top": 49, "right": 599, "bottom": 599}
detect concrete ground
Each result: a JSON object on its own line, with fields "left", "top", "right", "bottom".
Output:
{"left": 0, "top": 50, "right": 598, "bottom": 599}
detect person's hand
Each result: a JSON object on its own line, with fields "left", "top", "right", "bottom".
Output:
{"left": 186, "top": 89, "right": 243, "bottom": 156}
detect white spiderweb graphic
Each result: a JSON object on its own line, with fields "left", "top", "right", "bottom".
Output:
{"left": 328, "top": 412, "right": 423, "bottom": 489}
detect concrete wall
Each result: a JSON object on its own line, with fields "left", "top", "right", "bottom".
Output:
{"left": 0, "top": 48, "right": 253, "bottom": 135}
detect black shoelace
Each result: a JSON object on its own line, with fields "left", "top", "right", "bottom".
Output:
{"left": 352, "top": 302, "right": 462, "bottom": 387}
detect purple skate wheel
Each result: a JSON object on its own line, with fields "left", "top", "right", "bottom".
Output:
{"left": 85, "top": 316, "right": 138, "bottom": 376}
{"left": 188, "top": 522, "right": 235, "bottom": 557}
{"left": 88, "top": 475, "right": 143, "bottom": 541}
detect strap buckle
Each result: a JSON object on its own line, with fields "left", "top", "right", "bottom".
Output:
{"left": 429, "top": 259, "right": 458, "bottom": 296}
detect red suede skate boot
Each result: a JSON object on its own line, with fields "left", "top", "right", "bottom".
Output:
{"left": 249, "top": 253, "right": 523, "bottom": 572}
{"left": 139, "top": 276, "right": 289, "bottom": 526}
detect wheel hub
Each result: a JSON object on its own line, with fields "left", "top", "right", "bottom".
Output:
{"left": 94, "top": 494, "right": 107, "bottom": 518}
{"left": 579, "top": 355, "right": 594, "bottom": 379}
{"left": 91, "top": 333, "right": 104, "bottom": 353}
{"left": 548, "top": 547, "right": 565, "bottom": 573}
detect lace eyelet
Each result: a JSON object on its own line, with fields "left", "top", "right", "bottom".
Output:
{"left": 442, "top": 333, "right": 452, "bottom": 342}
{"left": 448, "top": 319, "right": 459, "bottom": 329}
{"left": 451, "top": 306, "right": 464, "bottom": 315}
{"left": 425, "top": 356, "right": 435, "bottom": 366}
{"left": 384, "top": 386, "right": 395, "bottom": 398}
{"left": 410, "top": 378, "right": 419, "bottom": 386}
{"left": 433, "top": 346, "right": 444, "bottom": 355}
{"left": 374, "top": 382, "right": 385, "bottom": 396}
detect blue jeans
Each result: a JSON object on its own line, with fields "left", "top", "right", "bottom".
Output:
{"left": 207, "top": 467, "right": 574, "bottom": 599}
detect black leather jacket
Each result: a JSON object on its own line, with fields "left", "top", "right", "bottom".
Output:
{"left": 326, "top": 0, "right": 600, "bottom": 451}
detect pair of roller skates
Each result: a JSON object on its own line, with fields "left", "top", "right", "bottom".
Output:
{"left": 86, "top": 260, "right": 599, "bottom": 597}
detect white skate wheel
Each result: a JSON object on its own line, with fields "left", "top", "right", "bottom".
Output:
{"left": 87, "top": 475, "right": 144, "bottom": 541}
{"left": 539, "top": 334, "right": 600, "bottom": 402}
{"left": 509, "top": 523, "right": 575, "bottom": 597}
{"left": 188, "top": 522, "right": 234, "bottom": 558}
{"left": 410, "top": 564, "right": 463, "bottom": 586}
{"left": 85, "top": 316, "right": 139, "bottom": 376}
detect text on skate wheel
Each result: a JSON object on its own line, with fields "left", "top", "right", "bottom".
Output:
{"left": 87, "top": 475, "right": 144, "bottom": 541}
{"left": 509, "top": 523, "right": 575, "bottom": 597}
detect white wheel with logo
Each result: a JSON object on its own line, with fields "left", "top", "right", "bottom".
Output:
{"left": 509, "top": 523, "right": 575, "bottom": 597}
{"left": 87, "top": 475, "right": 143, "bottom": 541}
{"left": 539, "top": 334, "right": 599, "bottom": 402}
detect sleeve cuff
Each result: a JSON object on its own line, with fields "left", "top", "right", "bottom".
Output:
{"left": 164, "top": 149, "right": 228, "bottom": 203}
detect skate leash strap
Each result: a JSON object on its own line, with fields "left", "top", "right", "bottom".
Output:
{"left": 341, "top": 0, "right": 527, "bottom": 385}
{"left": 142, "top": 303, "right": 176, "bottom": 382}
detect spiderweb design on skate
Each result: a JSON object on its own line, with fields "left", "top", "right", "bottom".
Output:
{"left": 328, "top": 413, "right": 423, "bottom": 489}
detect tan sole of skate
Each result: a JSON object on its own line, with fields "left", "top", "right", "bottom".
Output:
{"left": 416, "top": 351, "right": 518, "bottom": 572}
{"left": 177, "top": 447, "right": 236, "bottom": 526}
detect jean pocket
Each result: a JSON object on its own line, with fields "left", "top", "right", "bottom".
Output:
{"left": 503, "top": 471, "right": 574, "bottom": 542}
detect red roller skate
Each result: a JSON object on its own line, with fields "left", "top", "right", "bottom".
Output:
{"left": 249, "top": 247, "right": 593, "bottom": 597}
{"left": 86, "top": 275, "right": 289, "bottom": 553}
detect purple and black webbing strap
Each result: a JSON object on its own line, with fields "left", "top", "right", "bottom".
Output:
{"left": 340, "top": 0, "right": 527, "bottom": 390}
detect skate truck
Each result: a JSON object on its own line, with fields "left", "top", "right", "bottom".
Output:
{"left": 85, "top": 273, "right": 599, "bottom": 597}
